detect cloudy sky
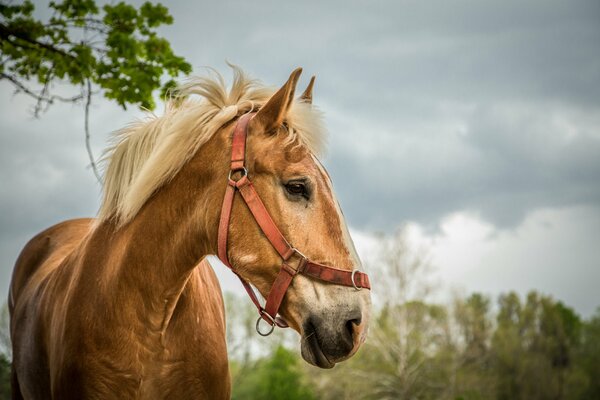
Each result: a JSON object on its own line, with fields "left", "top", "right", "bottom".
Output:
{"left": 1, "top": 0, "right": 599, "bottom": 316}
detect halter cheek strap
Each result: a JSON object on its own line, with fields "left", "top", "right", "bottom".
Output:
{"left": 217, "top": 113, "right": 371, "bottom": 335}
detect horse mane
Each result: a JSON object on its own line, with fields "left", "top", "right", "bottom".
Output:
{"left": 98, "top": 65, "right": 327, "bottom": 225}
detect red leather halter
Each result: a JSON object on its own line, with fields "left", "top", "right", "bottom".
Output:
{"left": 217, "top": 113, "right": 371, "bottom": 336}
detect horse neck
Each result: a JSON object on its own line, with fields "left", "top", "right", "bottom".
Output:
{"left": 89, "top": 140, "right": 225, "bottom": 326}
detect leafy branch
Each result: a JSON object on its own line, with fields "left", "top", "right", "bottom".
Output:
{"left": 0, "top": 0, "right": 191, "bottom": 181}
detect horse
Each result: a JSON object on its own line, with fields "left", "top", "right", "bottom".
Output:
{"left": 8, "top": 66, "right": 372, "bottom": 399}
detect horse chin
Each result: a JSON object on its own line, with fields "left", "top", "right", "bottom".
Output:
{"left": 300, "top": 329, "right": 335, "bottom": 369}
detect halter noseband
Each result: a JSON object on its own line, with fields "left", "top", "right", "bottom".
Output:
{"left": 217, "top": 113, "right": 371, "bottom": 336}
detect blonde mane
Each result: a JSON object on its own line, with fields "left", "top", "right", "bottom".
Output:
{"left": 98, "top": 66, "right": 327, "bottom": 225}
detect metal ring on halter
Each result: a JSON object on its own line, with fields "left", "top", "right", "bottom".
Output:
{"left": 256, "top": 313, "right": 276, "bottom": 336}
{"left": 351, "top": 269, "right": 362, "bottom": 291}
{"left": 228, "top": 167, "right": 248, "bottom": 181}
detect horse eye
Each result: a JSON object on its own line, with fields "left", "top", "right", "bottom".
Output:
{"left": 285, "top": 181, "right": 309, "bottom": 199}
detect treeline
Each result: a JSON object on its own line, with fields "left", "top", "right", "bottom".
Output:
{"left": 228, "top": 291, "right": 600, "bottom": 400}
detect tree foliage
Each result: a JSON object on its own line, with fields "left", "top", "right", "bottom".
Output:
{"left": 0, "top": 354, "right": 9, "bottom": 400}
{"left": 492, "top": 292, "right": 586, "bottom": 400}
{"left": 0, "top": 0, "right": 191, "bottom": 112}
{"left": 231, "top": 345, "right": 316, "bottom": 400}
{"left": 576, "top": 309, "right": 600, "bottom": 400}
{"left": 1, "top": 0, "right": 191, "bottom": 179}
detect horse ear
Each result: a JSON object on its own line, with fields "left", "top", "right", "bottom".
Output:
{"left": 300, "top": 76, "right": 315, "bottom": 104}
{"left": 252, "top": 67, "right": 302, "bottom": 134}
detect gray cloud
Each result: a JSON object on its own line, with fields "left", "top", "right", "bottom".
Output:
{"left": 325, "top": 100, "right": 600, "bottom": 229}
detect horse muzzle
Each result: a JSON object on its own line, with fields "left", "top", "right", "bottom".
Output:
{"left": 300, "top": 305, "right": 367, "bottom": 369}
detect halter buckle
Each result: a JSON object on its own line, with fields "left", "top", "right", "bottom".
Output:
{"left": 282, "top": 248, "right": 308, "bottom": 275}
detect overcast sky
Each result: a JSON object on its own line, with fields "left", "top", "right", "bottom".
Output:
{"left": 1, "top": 0, "right": 599, "bottom": 316}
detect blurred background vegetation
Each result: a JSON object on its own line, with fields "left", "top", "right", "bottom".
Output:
{"left": 228, "top": 231, "right": 598, "bottom": 399}
{"left": 0, "top": 233, "right": 598, "bottom": 400}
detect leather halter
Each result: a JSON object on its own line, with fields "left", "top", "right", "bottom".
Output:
{"left": 217, "top": 113, "right": 371, "bottom": 335}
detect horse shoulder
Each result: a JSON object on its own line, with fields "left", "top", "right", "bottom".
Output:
{"left": 147, "top": 260, "right": 230, "bottom": 399}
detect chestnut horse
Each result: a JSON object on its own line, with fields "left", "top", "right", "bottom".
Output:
{"left": 9, "top": 67, "right": 372, "bottom": 399}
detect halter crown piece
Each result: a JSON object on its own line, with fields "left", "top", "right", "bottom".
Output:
{"left": 217, "top": 113, "right": 371, "bottom": 336}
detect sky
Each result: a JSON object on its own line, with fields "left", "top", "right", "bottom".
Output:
{"left": 1, "top": 0, "right": 599, "bottom": 316}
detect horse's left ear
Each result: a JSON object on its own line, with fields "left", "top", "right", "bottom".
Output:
{"left": 252, "top": 67, "right": 302, "bottom": 134}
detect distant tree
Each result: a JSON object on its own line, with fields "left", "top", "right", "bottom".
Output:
{"left": 455, "top": 293, "right": 492, "bottom": 363}
{"left": 232, "top": 345, "right": 316, "bottom": 400}
{"left": 363, "top": 301, "right": 454, "bottom": 400}
{"left": 453, "top": 293, "right": 495, "bottom": 399}
{"left": 375, "top": 229, "right": 437, "bottom": 306}
{"left": 492, "top": 291, "right": 586, "bottom": 400}
{"left": 492, "top": 292, "right": 524, "bottom": 399}
{"left": 0, "top": 0, "right": 191, "bottom": 179}
{"left": 574, "top": 308, "right": 600, "bottom": 400}
{"left": 224, "top": 291, "right": 256, "bottom": 366}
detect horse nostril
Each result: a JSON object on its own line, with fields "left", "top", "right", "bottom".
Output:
{"left": 345, "top": 317, "right": 361, "bottom": 341}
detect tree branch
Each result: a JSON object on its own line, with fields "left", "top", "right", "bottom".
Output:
{"left": 1, "top": 72, "right": 87, "bottom": 113}
{"left": 84, "top": 78, "right": 101, "bottom": 183}
{"left": 1, "top": 72, "right": 45, "bottom": 101}
{"left": 44, "top": 20, "right": 109, "bottom": 34}
{"left": 33, "top": 67, "right": 54, "bottom": 117}
{"left": 0, "top": 23, "right": 78, "bottom": 61}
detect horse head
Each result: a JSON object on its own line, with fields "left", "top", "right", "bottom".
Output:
{"left": 220, "top": 69, "right": 372, "bottom": 368}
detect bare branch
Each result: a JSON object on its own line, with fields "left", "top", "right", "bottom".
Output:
{"left": 84, "top": 78, "right": 101, "bottom": 183}
{"left": 33, "top": 68, "right": 54, "bottom": 117}
{"left": 1, "top": 72, "right": 87, "bottom": 107}
{"left": 1, "top": 72, "right": 45, "bottom": 102}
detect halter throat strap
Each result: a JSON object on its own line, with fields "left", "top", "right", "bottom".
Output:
{"left": 217, "top": 113, "right": 371, "bottom": 334}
